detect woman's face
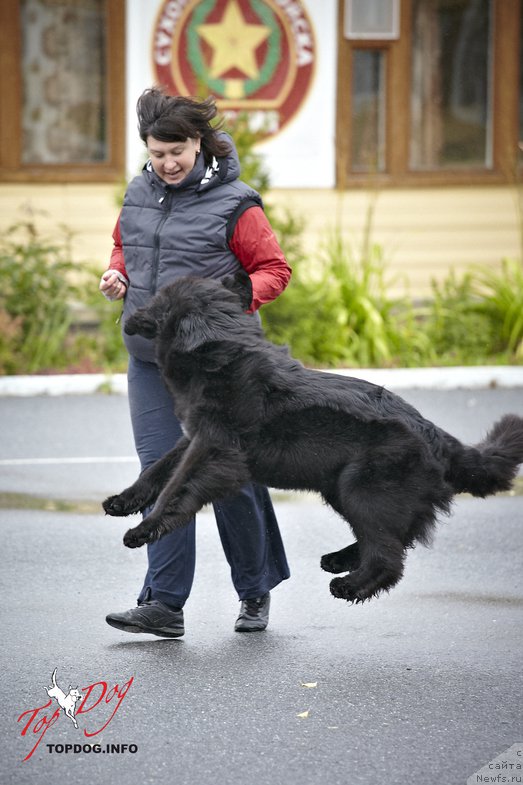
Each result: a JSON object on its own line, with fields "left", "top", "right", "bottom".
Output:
{"left": 146, "top": 136, "right": 201, "bottom": 185}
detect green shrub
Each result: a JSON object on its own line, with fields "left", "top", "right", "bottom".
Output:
{"left": 262, "top": 210, "right": 432, "bottom": 367}
{"left": 0, "top": 219, "right": 82, "bottom": 373}
{"left": 75, "top": 276, "right": 128, "bottom": 372}
{"left": 422, "top": 270, "right": 499, "bottom": 364}
{"left": 0, "top": 216, "right": 130, "bottom": 375}
{"left": 0, "top": 308, "right": 24, "bottom": 375}
{"left": 473, "top": 258, "right": 523, "bottom": 359}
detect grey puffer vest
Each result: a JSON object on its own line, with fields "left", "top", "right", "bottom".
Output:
{"left": 120, "top": 135, "right": 262, "bottom": 362}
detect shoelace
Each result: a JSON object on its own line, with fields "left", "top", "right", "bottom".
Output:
{"left": 243, "top": 598, "right": 264, "bottom": 615}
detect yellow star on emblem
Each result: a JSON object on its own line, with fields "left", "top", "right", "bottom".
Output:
{"left": 197, "top": 0, "right": 271, "bottom": 81}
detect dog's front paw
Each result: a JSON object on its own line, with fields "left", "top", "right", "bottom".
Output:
{"left": 103, "top": 493, "right": 143, "bottom": 517}
{"left": 123, "top": 524, "right": 154, "bottom": 548}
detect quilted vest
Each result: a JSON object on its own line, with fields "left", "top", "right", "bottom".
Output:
{"left": 119, "top": 139, "right": 262, "bottom": 362}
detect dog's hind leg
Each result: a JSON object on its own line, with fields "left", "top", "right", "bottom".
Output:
{"left": 324, "top": 467, "right": 408, "bottom": 602}
{"left": 103, "top": 437, "right": 191, "bottom": 516}
{"left": 329, "top": 533, "right": 406, "bottom": 603}
{"left": 326, "top": 438, "right": 447, "bottom": 601}
{"left": 319, "top": 489, "right": 361, "bottom": 574}
{"left": 320, "top": 542, "right": 360, "bottom": 574}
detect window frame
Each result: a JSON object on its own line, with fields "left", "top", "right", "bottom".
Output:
{"left": 0, "top": 0, "right": 125, "bottom": 183}
{"left": 336, "top": 0, "right": 521, "bottom": 188}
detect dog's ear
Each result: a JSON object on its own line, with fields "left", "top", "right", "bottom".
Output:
{"left": 175, "top": 310, "right": 245, "bottom": 353}
{"left": 221, "top": 269, "right": 253, "bottom": 310}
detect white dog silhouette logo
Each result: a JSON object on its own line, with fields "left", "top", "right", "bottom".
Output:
{"left": 45, "top": 669, "right": 82, "bottom": 729}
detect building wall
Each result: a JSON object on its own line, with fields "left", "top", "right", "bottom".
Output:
{"left": 0, "top": 183, "right": 519, "bottom": 297}
{"left": 270, "top": 186, "right": 521, "bottom": 296}
{"left": 124, "top": 0, "right": 338, "bottom": 188}
{"left": 0, "top": 0, "right": 519, "bottom": 299}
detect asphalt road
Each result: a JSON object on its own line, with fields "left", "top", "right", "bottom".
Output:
{"left": 1, "top": 388, "right": 522, "bottom": 785}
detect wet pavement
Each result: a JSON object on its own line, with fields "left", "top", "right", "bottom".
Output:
{"left": 1, "top": 388, "right": 522, "bottom": 785}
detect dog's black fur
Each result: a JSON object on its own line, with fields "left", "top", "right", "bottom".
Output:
{"left": 104, "top": 271, "right": 523, "bottom": 602}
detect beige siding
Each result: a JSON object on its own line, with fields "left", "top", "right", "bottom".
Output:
{"left": 0, "top": 183, "right": 520, "bottom": 296}
{"left": 0, "top": 184, "right": 121, "bottom": 268}
{"left": 267, "top": 186, "right": 522, "bottom": 297}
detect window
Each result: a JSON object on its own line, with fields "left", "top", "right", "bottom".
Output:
{"left": 336, "top": 0, "right": 521, "bottom": 187}
{"left": 0, "top": 0, "right": 125, "bottom": 182}
{"left": 410, "top": 0, "right": 491, "bottom": 170}
{"left": 351, "top": 49, "right": 386, "bottom": 172}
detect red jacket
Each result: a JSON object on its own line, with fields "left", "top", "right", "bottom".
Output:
{"left": 108, "top": 205, "right": 291, "bottom": 313}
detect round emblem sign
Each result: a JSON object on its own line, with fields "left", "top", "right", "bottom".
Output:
{"left": 152, "top": 0, "right": 316, "bottom": 137}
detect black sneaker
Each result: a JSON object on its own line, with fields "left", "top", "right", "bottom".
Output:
{"left": 106, "top": 597, "right": 184, "bottom": 638}
{"left": 234, "top": 593, "right": 270, "bottom": 632}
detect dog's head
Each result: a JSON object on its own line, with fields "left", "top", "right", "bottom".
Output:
{"left": 124, "top": 270, "right": 260, "bottom": 353}
{"left": 68, "top": 688, "right": 82, "bottom": 702}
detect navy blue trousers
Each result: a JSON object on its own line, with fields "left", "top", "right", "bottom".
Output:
{"left": 127, "top": 356, "right": 290, "bottom": 609}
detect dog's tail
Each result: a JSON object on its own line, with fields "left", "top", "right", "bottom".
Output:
{"left": 45, "top": 668, "right": 58, "bottom": 693}
{"left": 449, "top": 414, "right": 523, "bottom": 497}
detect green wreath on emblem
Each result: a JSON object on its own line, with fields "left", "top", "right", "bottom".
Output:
{"left": 187, "top": 0, "right": 280, "bottom": 98}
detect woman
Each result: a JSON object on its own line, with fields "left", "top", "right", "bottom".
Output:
{"left": 100, "top": 88, "right": 291, "bottom": 638}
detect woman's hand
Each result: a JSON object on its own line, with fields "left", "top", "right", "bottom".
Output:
{"left": 100, "top": 270, "right": 127, "bottom": 301}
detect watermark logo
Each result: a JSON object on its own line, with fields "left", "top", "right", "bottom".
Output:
{"left": 44, "top": 669, "right": 82, "bottom": 729}
{"left": 17, "top": 669, "right": 134, "bottom": 762}
{"left": 467, "top": 743, "right": 523, "bottom": 784}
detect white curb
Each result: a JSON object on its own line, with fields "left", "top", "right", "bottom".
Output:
{"left": 0, "top": 366, "right": 522, "bottom": 396}
{"left": 326, "top": 366, "right": 523, "bottom": 390}
{"left": 0, "top": 373, "right": 128, "bottom": 397}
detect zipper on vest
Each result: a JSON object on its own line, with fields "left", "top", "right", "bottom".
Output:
{"left": 151, "top": 188, "right": 172, "bottom": 295}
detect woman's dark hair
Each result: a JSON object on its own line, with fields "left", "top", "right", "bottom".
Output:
{"left": 136, "top": 88, "right": 232, "bottom": 162}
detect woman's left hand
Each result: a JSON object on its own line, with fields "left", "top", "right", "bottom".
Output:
{"left": 100, "top": 271, "right": 127, "bottom": 301}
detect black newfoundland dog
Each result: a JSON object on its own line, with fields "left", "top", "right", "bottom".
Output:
{"left": 104, "top": 272, "right": 523, "bottom": 603}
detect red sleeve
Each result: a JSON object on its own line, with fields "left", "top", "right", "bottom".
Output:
{"left": 107, "top": 213, "right": 129, "bottom": 281}
{"left": 229, "top": 206, "right": 292, "bottom": 312}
